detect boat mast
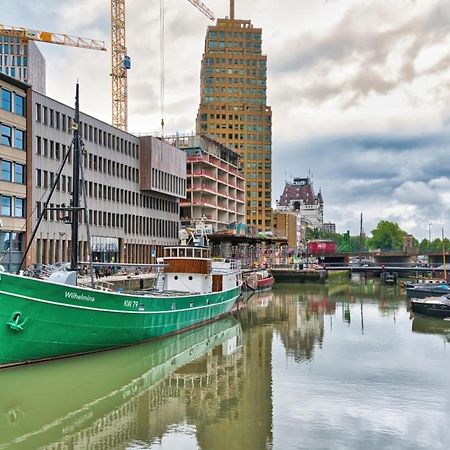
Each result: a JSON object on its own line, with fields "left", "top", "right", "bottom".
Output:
{"left": 70, "top": 83, "right": 81, "bottom": 271}
{"left": 442, "top": 228, "right": 447, "bottom": 281}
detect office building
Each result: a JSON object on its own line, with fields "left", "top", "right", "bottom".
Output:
{"left": 29, "top": 90, "right": 186, "bottom": 266}
{"left": 196, "top": 2, "right": 272, "bottom": 232}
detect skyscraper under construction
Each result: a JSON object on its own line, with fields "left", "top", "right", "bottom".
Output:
{"left": 196, "top": 1, "right": 272, "bottom": 232}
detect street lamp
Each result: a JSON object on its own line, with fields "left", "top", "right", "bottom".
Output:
{"left": 429, "top": 223, "right": 432, "bottom": 244}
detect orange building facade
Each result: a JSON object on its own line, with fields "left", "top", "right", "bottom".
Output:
{"left": 196, "top": 13, "right": 272, "bottom": 232}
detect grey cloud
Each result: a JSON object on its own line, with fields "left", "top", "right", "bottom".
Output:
{"left": 270, "top": 2, "right": 450, "bottom": 106}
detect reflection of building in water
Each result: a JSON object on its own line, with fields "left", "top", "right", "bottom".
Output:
{"left": 195, "top": 322, "right": 273, "bottom": 450}
{"left": 142, "top": 339, "right": 246, "bottom": 446}
{"left": 273, "top": 294, "right": 335, "bottom": 363}
{"left": 13, "top": 321, "right": 243, "bottom": 450}
{"left": 34, "top": 327, "right": 271, "bottom": 450}
{"left": 4, "top": 314, "right": 275, "bottom": 450}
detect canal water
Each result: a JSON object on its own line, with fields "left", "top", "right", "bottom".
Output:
{"left": 1, "top": 281, "right": 449, "bottom": 450}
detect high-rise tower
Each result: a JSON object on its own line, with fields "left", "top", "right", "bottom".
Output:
{"left": 196, "top": 1, "right": 272, "bottom": 232}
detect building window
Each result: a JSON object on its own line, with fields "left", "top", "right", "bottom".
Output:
{"left": 1, "top": 160, "right": 12, "bottom": 181}
{"left": 1, "top": 195, "right": 12, "bottom": 216}
{"left": 15, "top": 163, "right": 24, "bottom": 184}
{"left": 14, "top": 198, "right": 24, "bottom": 217}
{"left": 1, "top": 124, "right": 12, "bottom": 146}
{"left": 15, "top": 94, "right": 25, "bottom": 116}
{"left": 36, "top": 103, "right": 41, "bottom": 122}
{"left": 1, "top": 89, "right": 12, "bottom": 112}
{"left": 15, "top": 129, "right": 25, "bottom": 150}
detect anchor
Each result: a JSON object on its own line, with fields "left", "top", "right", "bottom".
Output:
{"left": 6, "top": 312, "right": 27, "bottom": 332}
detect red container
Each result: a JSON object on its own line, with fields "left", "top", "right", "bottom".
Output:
{"left": 307, "top": 240, "right": 336, "bottom": 254}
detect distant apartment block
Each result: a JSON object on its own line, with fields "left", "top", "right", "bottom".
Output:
{"left": 0, "top": 36, "right": 46, "bottom": 94}
{"left": 166, "top": 134, "right": 245, "bottom": 233}
{"left": 323, "top": 222, "right": 336, "bottom": 234}
{"left": 0, "top": 73, "right": 30, "bottom": 272}
{"left": 196, "top": 7, "right": 272, "bottom": 232}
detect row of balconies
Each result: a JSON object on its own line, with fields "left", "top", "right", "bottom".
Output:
{"left": 180, "top": 198, "right": 246, "bottom": 213}
{"left": 180, "top": 210, "right": 244, "bottom": 228}
{"left": 190, "top": 190, "right": 244, "bottom": 203}
{"left": 188, "top": 155, "right": 242, "bottom": 178}
{"left": 188, "top": 183, "right": 244, "bottom": 201}
{"left": 189, "top": 170, "right": 245, "bottom": 191}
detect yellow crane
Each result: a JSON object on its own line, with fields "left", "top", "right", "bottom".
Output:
{"left": 0, "top": 24, "right": 106, "bottom": 51}
{"left": 187, "top": 0, "right": 215, "bottom": 21}
{"left": 110, "top": 0, "right": 215, "bottom": 132}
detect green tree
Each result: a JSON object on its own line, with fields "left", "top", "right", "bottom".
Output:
{"left": 367, "top": 220, "right": 406, "bottom": 250}
{"left": 418, "top": 238, "right": 429, "bottom": 252}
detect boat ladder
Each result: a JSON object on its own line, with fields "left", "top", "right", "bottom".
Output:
{"left": 155, "top": 268, "right": 165, "bottom": 292}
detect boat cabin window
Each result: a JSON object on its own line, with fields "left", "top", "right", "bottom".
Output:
{"left": 179, "top": 248, "right": 185, "bottom": 258}
{"left": 186, "top": 248, "right": 193, "bottom": 258}
{"left": 194, "top": 249, "right": 201, "bottom": 258}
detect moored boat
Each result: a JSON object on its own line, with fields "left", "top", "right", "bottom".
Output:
{"left": 242, "top": 269, "right": 274, "bottom": 292}
{"left": 406, "top": 283, "right": 450, "bottom": 299}
{"left": 410, "top": 295, "right": 450, "bottom": 318}
{"left": 0, "top": 85, "right": 242, "bottom": 368}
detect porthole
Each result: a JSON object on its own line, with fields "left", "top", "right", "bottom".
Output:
{"left": 174, "top": 275, "right": 178, "bottom": 280}
{"left": 188, "top": 276, "right": 193, "bottom": 281}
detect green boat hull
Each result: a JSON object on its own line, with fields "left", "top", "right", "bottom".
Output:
{"left": 0, "top": 272, "right": 241, "bottom": 367}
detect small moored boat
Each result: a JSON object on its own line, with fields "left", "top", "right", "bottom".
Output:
{"left": 406, "top": 283, "right": 450, "bottom": 299}
{"left": 410, "top": 295, "right": 450, "bottom": 318}
{"left": 242, "top": 269, "right": 274, "bottom": 292}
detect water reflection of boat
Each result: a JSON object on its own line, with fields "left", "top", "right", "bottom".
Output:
{"left": 0, "top": 316, "right": 241, "bottom": 450}
{"left": 253, "top": 292, "right": 274, "bottom": 308}
{"left": 412, "top": 317, "right": 450, "bottom": 342}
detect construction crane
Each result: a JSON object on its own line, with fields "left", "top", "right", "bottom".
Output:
{"left": 110, "top": 0, "right": 214, "bottom": 132}
{"left": 111, "top": 0, "right": 129, "bottom": 131}
{"left": 187, "top": 0, "right": 215, "bottom": 21}
{"left": 0, "top": 24, "right": 106, "bottom": 51}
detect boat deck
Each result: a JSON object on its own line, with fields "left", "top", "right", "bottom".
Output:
{"left": 128, "top": 289, "right": 201, "bottom": 297}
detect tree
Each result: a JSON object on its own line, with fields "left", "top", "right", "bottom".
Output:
{"left": 367, "top": 220, "right": 406, "bottom": 250}
{"left": 418, "top": 238, "right": 429, "bottom": 252}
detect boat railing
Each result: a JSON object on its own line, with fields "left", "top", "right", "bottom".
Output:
{"left": 212, "top": 259, "right": 241, "bottom": 273}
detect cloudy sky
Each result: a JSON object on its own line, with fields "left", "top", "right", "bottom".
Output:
{"left": 5, "top": 0, "right": 450, "bottom": 239}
